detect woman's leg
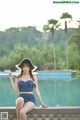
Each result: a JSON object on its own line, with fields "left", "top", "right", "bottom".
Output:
{"left": 16, "top": 97, "right": 24, "bottom": 120}
{"left": 20, "top": 102, "right": 35, "bottom": 120}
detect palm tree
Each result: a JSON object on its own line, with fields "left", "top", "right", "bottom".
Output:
{"left": 43, "top": 19, "right": 60, "bottom": 70}
{"left": 60, "top": 12, "right": 72, "bottom": 70}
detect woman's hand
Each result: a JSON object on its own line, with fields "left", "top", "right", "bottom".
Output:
{"left": 41, "top": 103, "right": 48, "bottom": 108}
{"left": 8, "top": 72, "right": 12, "bottom": 79}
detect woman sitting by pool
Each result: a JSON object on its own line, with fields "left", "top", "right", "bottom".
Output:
{"left": 8, "top": 58, "right": 47, "bottom": 120}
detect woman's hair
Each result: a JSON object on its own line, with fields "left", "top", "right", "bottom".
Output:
{"left": 17, "top": 69, "right": 34, "bottom": 80}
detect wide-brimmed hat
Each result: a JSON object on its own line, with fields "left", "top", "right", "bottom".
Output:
{"left": 15, "top": 58, "right": 37, "bottom": 71}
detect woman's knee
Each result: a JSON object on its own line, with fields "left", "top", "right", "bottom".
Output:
{"left": 16, "top": 97, "right": 24, "bottom": 108}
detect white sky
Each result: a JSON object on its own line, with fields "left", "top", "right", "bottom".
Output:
{"left": 0, "top": 0, "right": 80, "bottom": 31}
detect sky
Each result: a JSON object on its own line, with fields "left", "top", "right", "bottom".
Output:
{"left": 0, "top": 0, "right": 80, "bottom": 31}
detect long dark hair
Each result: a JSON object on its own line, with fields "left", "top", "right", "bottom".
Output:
{"left": 17, "top": 69, "right": 34, "bottom": 80}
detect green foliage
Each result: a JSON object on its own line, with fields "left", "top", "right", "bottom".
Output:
{"left": 0, "top": 26, "right": 79, "bottom": 70}
{"left": 68, "top": 44, "right": 80, "bottom": 70}
{"left": 68, "top": 27, "right": 80, "bottom": 48}
{"left": 76, "top": 70, "right": 80, "bottom": 75}
{"left": 60, "top": 12, "right": 72, "bottom": 19}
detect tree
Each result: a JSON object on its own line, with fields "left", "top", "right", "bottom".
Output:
{"left": 43, "top": 19, "right": 60, "bottom": 70}
{"left": 68, "top": 19, "right": 80, "bottom": 70}
{"left": 60, "top": 12, "right": 72, "bottom": 70}
{"left": 68, "top": 18, "right": 80, "bottom": 48}
{"left": 68, "top": 43, "right": 80, "bottom": 70}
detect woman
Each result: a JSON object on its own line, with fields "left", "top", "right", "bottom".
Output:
{"left": 8, "top": 58, "right": 47, "bottom": 120}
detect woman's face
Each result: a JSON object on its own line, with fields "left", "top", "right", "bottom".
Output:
{"left": 22, "top": 63, "right": 30, "bottom": 73}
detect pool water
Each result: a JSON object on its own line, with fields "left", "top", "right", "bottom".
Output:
{"left": 0, "top": 78, "right": 80, "bottom": 106}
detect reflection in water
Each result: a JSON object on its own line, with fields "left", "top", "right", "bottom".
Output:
{"left": 0, "top": 77, "right": 80, "bottom": 106}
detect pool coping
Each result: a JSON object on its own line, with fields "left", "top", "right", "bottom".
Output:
{"left": 0, "top": 106, "right": 80, "bottom": 114}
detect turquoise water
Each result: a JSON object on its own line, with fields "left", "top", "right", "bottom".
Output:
{"left": 0, "top": 77, "right": 80, "bottom": 106}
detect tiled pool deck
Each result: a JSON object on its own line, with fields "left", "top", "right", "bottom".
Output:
{"left": 0, "top": 106, "right": 80, "bottom": 120}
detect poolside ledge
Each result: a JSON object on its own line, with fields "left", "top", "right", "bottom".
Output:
{"left": 0, "top": 106, "right": 80, "bottom": 120}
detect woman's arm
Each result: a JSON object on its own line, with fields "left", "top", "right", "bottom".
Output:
{"left": 33, "top": 75, "right": 48, "bottom": 108}
{"left": 8, "top": 73, "right": 19, "bottom": 92}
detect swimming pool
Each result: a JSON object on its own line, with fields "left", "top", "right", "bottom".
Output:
{"left": 0, "top": 76, "right": 80, "bottom": 106}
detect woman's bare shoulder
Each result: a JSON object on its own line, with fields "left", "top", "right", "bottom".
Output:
{"left": 33, "top": 74, "right": 38, "bottom": 83}
{"left": 33, "top": 74, "right": 37, "bottom": 79}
